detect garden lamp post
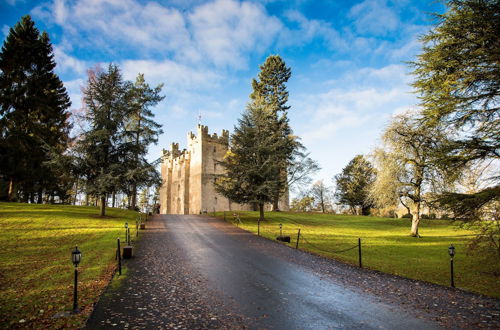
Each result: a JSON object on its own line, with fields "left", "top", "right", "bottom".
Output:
{"left": 448, "top": 244, "right": 455, "bottom": 287}
{"left": 125, "top": 222, "right": 128, "bottom": 243}
{"left": 71, "top": 246, "right": 82, "bottom": 313}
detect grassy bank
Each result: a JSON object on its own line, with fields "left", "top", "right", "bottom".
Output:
{"left": 217, "top": 211, "right": 499, "bottom": 298}
{"left": 0, "top": 202, "right": 139, "bottom": 329}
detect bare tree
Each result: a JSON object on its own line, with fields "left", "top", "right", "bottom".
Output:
{"left": 310, "top": 180, "right": 332, "bottom": 213}
{"left": 370, "top": 114, "right": 449, "bottom": 237}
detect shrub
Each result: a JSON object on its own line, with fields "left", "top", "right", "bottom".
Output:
{"left": 402, "top": 213, "right": 412, "bottom": 219}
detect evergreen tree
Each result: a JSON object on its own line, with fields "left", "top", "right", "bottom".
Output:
{"left": 412, "top": 0, "right": 499, "bottom": 167}
{"left": 123, "top": 73, "right": 164, "bottom": 209}
{"left": 216, "top": 98, "right": 284, "bottom": 220}
{"left": 0, "top": 15, "right": 71, "bottom": 201}
{"left": 334, "top": 155, "right": 376, "bottom": 215}
{"left": 411, "top": 0, "right": 499, "bottom": 244}
{"left": 250, "top": 55, "right": 296, "bottom": 211}
{"left": 77, "top": 64, "right": 129, "bottom": 216}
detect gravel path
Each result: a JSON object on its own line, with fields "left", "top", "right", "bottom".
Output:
{"left": 85, "top": 215, "right": 246, "bottom": 329}
{"left": 86, "top": 215, "right": 499, "bottom": 329}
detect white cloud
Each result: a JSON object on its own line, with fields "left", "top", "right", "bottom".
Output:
{"left": 62, "top": 78, "right": 85, "bottom": 111}
{"left": 53, "top": 46, "right": 88, "bottom": 75}
{"left": 2, "top": 25, "right": 9, "bottom": 38}
{"left": 349, "top": 0, "right": 400, "bottom": 36}
{"left": 279, "top": 10, "right": 346, "bottom": 50}
{"left": 188, "top": 0, "right": 282, "bottom": 68}
{"left": 120, "top": 59, "right": 222, "bottom": 91}
{"left": 33, "top": 0, "right": 284, "bottom": 69}
{"left": 294, "top": 64, "right": 415, "bottom": 144}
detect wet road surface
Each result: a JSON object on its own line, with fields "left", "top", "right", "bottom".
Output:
{"left": 167, "top": 214, "right": 437, "bottom": 329}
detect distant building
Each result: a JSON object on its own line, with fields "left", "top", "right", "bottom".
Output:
{"left": 159, "top": 125, "right": 289, "bottom": 214}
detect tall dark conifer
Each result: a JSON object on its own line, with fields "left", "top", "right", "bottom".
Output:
{"left": 216, "top": 98, "right": 283, "bottom": 220}
{"left": 77, "top": 64, "right": 129, "bottom": 216}
{"left": 250, "top": 55, "right": 296, "bottom": 211}
{"left": 123, "top": 74, "right": 164, "bottom": 210}
{"left": 0, "top": 15, "right": 71, "bottom": 202}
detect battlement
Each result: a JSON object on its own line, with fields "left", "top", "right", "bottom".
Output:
{"left": 162, "top": 144, "right": 188, "bottom": 163}
{"left": 188, "top": 125, "right": 229, "bottom": 145}
{"left": 163, "top": 124, "right": 229, "bottom": 164}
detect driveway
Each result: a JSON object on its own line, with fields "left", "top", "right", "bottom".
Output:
{"left": 86, "top": 214, "right": 499, "bottom": 329}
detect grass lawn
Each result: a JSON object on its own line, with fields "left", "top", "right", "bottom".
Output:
{"left": 217, "top": 211, "right": 500, "bottom": 298}
{"left": 0, "top": 202, "right": 140, "bottom": 329}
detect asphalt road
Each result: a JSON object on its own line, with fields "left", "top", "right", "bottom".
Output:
{"left": 166, "top": 214, "right": 437, "bottom": 329}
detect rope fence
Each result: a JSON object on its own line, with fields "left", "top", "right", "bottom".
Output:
{"left": 220, "top": 212, "right": 365, "bottom": 267}
{"left": 300, "top": 233, "right": 359, "bottom": 254}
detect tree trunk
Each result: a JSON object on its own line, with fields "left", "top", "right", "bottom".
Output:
{"left": 259, "top": 203, "right": 265, "bottom": 221}
{"left": 7, "top": 178, "right": 14, "bottom": 201}
{"left": 85, "top": 193, "right": 89, "bottom": 206}
{"left": 29, "top": 192, "right": 35, "bottom": 204}
{"left": 112, "top": 191, "right": 116, "bottom": 208}
{"left": 22, "top": 186, "right": 29, "bottom": 203}
{"left": 73, "top": 180, "right": 79, "bottom": 205}
{"left": 361, "top": 205, "right": 370, "bottom": 216}
{"left": 410, "top": 202, "right": 421, "bottom": 237}
{"left": 131, "top": 183, "right": 137, "bottom": 210}
{"left": 100, "top": 196, "right": 106, "bottom": 216}
{"left": 37, "top": 189, "right": 43, "bottom": 204}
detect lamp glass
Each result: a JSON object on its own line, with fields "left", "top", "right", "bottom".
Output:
{"left": 72, "top": 246, "right": 82, "bottom": 266}
{"left": 448, "top": 245, "right": 455, "bottom": 257}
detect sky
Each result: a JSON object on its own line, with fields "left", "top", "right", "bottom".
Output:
{"left": 1, "top": 0, "right": 445, "bottom": 191}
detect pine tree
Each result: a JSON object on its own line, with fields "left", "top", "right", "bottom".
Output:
{"left": 0, "top": 15, "right": 71, "bottom": 202}
{"left": 250, "top": 55, "right": 297, "bottom": 211}
{"left": 77, "top": 64, "right": 129, "bottom": 216}
{"left": 216, "top": 98, "right": 283, "bottom": 220}
{"left": 123, "top": 73, "right": 164, "bottom": 210}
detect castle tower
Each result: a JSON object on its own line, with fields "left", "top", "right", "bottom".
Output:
{"left": 159, "top": 125, "right": 288, "bottom": 214}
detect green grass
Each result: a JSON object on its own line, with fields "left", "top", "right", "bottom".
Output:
{"left": 0, "top": 202, "right": 140, "bottom": 329}
{"left": 217, "top": 211, "right": 500, "bottom": 298}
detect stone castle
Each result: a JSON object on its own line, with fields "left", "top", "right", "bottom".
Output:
{"left": 159, "top": 125, "right": 289, "bottom": 214}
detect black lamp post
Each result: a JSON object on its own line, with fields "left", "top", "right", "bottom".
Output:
{"left": 125, "top": 222, "right": 129, "bottom": 244}
{"left": 448, "top": 244, "right": 455, "bottom": 287}
{"left": 71, "top": 246, "right": 82, "bottom": 313}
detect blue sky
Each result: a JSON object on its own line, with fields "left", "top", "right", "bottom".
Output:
{"left": 1, "top": 0, "right": 444, "bottom": 190}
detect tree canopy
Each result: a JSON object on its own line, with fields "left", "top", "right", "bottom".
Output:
{"left": 334, "top": 155, "right": 376, "bottom": 215}
{"left": 0, "top": 15, "right": 71, "bottom": 202}
{"left": 250, "top": 55, "right": 296, "bottom": 210}
{"left": 215, "top": 98, "right": 284, "bottom": 220}
{"left": 370, "top": 114, "right": 449, "bottom": 236}
{"left": 411, "top": 0, "right": 499, "bottom": 166}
